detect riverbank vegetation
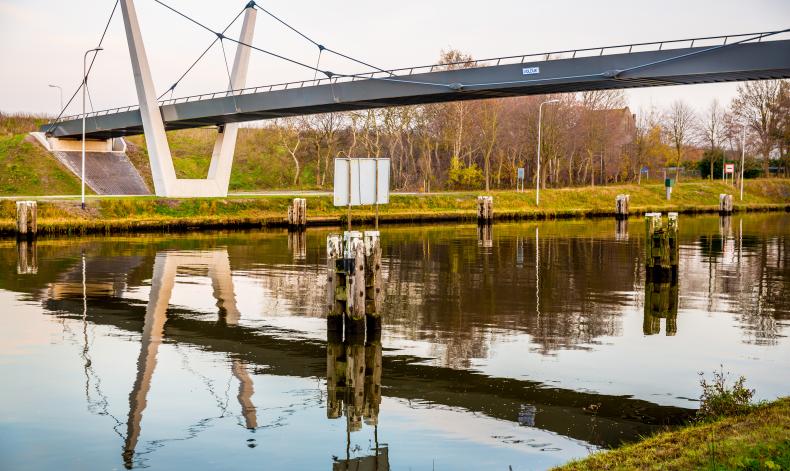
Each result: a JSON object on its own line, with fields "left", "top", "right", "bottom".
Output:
{"left": 556, "top": 397, "right": 790, "bottom": 470}
{"left": 0, "top": 179, "right": 787, "bottom": 235}
{"left": 557, "top": 369, "right": 787, "bottom": 471}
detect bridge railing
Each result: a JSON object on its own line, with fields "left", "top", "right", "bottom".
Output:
{"left": 54, "top": 29, "right": 789, "bottom": 123}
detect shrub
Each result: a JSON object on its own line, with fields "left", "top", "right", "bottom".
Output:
{"left": 697, "top": 366, "right": 755, "bottom": 421}
{"left": 447, "top": 156, "right": 484, "bottom": 190}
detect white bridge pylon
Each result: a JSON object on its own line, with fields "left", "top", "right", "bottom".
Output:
{"left": 120, "top": 0, "right": 257, "bottom": 197}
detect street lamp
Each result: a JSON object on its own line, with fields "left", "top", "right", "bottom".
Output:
{"left": 48, "top": 84, "right": 63, "bottom": 113}
{"left": 536, "top": 98, "right": 559, "bottom": 207}
{"left": 82, "top": 47, "right": 103, "bottom": 210}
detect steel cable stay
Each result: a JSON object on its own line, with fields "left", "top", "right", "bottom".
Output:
{"left": 251, "top": 2, "right": 394, "bottom": 76}
{"left": 150, "top": 0, "right": 451, "bottom": 90}
{"left": 54, "top": 15, "right": 790, "bottom": 122}
{"left": 218, "top": 38, "right": 241, "bottom": 112}
{"left": 151, "top": 0, "right": 325, "bottom": 76}
{"left": 45, "top": 0, "right": 119, "bottom": 134}
{"left": 156, "top": 5, "right": 248, "bottom": 100}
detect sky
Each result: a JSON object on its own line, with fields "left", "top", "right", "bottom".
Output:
{"left": 0, "top": 0, "right": 788, "bottom": 118}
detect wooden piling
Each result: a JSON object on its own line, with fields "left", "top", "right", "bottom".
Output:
{"left": 16, "top": 201, "right": 37, "bottom": 240}
{"left": 345, "top": 232, "right": 366, "bottom": 335}
{"left": 288, "top": 230, "right": 307, "bottom": 260}
{"left": 327, "top": 230, "right": 387, "bottom": 335}
{"left": 615, "top": 219, "right": 628, "bottom": 241}
{"left": 287, "top": 198, "right": 307, "bottom": 228}
{"left": 645, "top": 212, "right": 678, "bottom": 283}
{"left": 16, "top": 240, "right": 37, "bottom": 275}
{"left": 667, "top": 212, "right": 679, "bottom": 271}
{"left": 643, "top": 278, "right": 679, "bottom": 336}
{"left": 326, "top": 330, "right": 345, "bottom": 419}
{"left": 477, "top": 223, "right": 493, "bottom": 249}
{"left": 477, "top": 196, "right": 493, "bottom": 223}
{"left": 326, "top": 233, "right": 344, "bottom": 331}
{"left": 345, "top": 335, "right": 366, "bottom": 432}
{"left": 615, "top": 194, "right": 630, "bottom": 220}
{"left": 363, "top": 231, "right": 383, "bottom": 332}
{"left": 363, "top": 336, "right": 382, "bottom": 426}
{"left": 718, "top": 193, "right": 733, "bottom": 215}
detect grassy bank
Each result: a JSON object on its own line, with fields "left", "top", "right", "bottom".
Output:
{"left": 556, "top": 397, "right": 790, "bottom": 470}
{"left": 0, "top": 179, "right": 788, "bottom": 236}
{"left": 0, "top": 134, "right": 86, "bottom": 196}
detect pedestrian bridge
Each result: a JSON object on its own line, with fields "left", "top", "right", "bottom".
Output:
{"left": 38, "top": 0, "right": 790, "bottom": 197}
{"left": 46, "top": 33, "right": 790, "bottom": 140}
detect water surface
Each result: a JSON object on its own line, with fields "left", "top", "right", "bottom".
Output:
{"left": 1, "top": 213, "right": 788, "bottom": 470}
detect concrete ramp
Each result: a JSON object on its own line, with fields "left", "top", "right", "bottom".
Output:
{"left": 29, "top": 132, "right": 150, "bottom": 195}
{"left": 51, "top": 150, "right": 150, "bottom": 195}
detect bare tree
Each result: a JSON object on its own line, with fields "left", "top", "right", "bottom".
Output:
{"left": 732, "top": 80, "right": 782, "bottom": 176}
{"left": 479, "top": 99, "right": 501, "bottom": 191}
{"left": 663, "top": 100, "right": 697, "bottom": 181}
{"left": 699, "top": 99, "right": 724, "bottom": 179}
{"left": 276, "top": 117, "right": 303, "bottom": 186}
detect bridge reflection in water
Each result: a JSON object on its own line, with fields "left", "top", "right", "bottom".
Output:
{"left": 115, "top": 250, "right": 257, "bottom": 468}
{"left": 12, "top": 221, "right": 769, "bottom": 468}
{"left": 43, "top": 247, "right": 390, "bottom": 469}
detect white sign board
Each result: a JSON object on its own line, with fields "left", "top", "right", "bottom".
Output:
{"left": 334, "top": 158, "right": 390, "bottom": 206}
{"left": 724, "top": 163, "right": 735, "bottom": 174}
{"left": 522, "top": 67, "right": 540, "bottom": 75}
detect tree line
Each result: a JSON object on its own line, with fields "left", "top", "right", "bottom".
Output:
{"left": 266, "top": 50, "right": 789, "bottom": 191}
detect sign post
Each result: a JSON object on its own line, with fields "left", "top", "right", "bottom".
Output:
{"left": 724, "top": 163, "right": 735, "bottom": 186}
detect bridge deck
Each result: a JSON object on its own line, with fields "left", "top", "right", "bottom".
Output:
{"left": 45, "top": 39, "right": 790, "bottom": 140}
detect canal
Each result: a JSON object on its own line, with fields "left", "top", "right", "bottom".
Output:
{"left": 0, "top": 213, "right": 788, "bottom": 470}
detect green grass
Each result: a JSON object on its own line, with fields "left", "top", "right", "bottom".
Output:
{"left": 125, "top": 127, "right": 304, "bottom": 190}
{"left": 0, "top": 134, "right": 83, "bottom": 196}
{"left": 555, "top": 397, "right": 790, "bottom": 471}
{"left": 0, "top": 178, "right": 787, "bottom": 236}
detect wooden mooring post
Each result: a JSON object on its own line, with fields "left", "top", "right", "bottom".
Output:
{"left": 643, "top": 276, "right": 679, "bottom": 336}
{"left": 477, "top": 196, "right": 493, "bottom": 224}
{"left": 615, "top": 194, "right": 630, "bottom": 220}
{"left": 363, "top": 231, "right": 383, "bottom": 333}
{"left": 477, "top": 224, "right": 493, "bottom": 249}
{"left": 718, "top": 194, "right": 733, "bottom": 215}
{"left": 288, "top": 230, "right": 307, "bottom": 260}
{"left": 644, "top": 212, "right": 679, "bottom": 283}
{"left": 326, "top": 233, "right": 344, "bottom": 332}
{"left": 643, "top": 212, "right": 680, "bottom": 335}
{"left": 325, "top": 329, "right": 382, "bottom": 427}
{"left": 16, "top": 240, "right": 38, "bottom": 275}
{"left": 326, "top": 230, "right": 384, "bottom": 337}
{"left": 16, "top": 201, "right": 37, "bottom": 240}
{"left": 287, "top": 198, "right": 307, "bottom": 229}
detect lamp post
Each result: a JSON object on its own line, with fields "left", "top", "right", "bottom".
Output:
{"left": 536, "top": 99, "right": 559, "bottom": 206}
{"left": 82, "top": 48, "right": 102, "bottom": 210}
{"left": 48, "top": 84, "right": 63, "bottom": 113}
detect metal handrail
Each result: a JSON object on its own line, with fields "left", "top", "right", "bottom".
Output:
{"left": 52, "top": 29, "right": 788, "bottom": 123}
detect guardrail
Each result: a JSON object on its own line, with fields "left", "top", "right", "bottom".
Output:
{"left": 53, "top": 29, "right": 789, "bottom": 123}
